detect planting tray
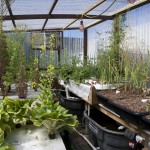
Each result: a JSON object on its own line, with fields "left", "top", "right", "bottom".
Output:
{"left": 108, "top": 100, "right": 149, "bottom": 126}
{"left": 96, "top": 92, "right": 110, "bottom": 108}
{"left": 96, "top": 92, "right": 149, "bottom": 126}
{"left": 6, "top": 125, "right": 66, "bottom": 150}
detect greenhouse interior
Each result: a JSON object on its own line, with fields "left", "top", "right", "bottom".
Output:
{"left": 0, "top": 0, "right": 150, "bottom": 149}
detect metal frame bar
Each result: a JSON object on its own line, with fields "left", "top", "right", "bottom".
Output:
{"left": 3, "top": 14, "right": 113, "bottom": 20}
{"left": 4, "top": 0, "right": 16, "bottom": 27}
{"left": 42, "top": 0, "right": 58, "bottom": 31}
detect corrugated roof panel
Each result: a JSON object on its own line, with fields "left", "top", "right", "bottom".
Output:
{"left": 15, "top": 19, "right": 45, "bottom": 30}
{"left": 87, "top": 0, "right": 140, "bottom": 15}
{"left": 45, "top": 19, "right": 73, "bottom": 29}
{"left": 11, "top": 0, "right": 54, "bottom": 15}
{"left": 2, "top": 20, "right": 13, "bottom": 31}
{"left": 52, "top": 0, "right": 98, "bottom": 14}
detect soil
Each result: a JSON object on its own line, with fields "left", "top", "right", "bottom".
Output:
{"left": 97, "top": 89, "right": 150, "bottom": 113}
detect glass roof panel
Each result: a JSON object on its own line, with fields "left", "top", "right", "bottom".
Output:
{"left": 69, "top": 19, "right": 101, "bottom": 28}
{"left": 45, "top": 19, "right": 73, "bottom": 29}
{"left": 11, "top": 0, "right": 54, "bottom": 15}
{"left": 87, "top": 0, "right": 140, "bottom": 15}
{"left": 2, "top": 20, "right": 13, "bottom": 31}
{"left": 52, "top": 0, "right": 98, "bottom": 14}
{"left": 15, "top": 19, "right": 45, "bottom": 30}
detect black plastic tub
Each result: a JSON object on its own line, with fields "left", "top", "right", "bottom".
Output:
{"left": 96, "top": 93, "right": 149, "bottom": 126}
{"left": 59, "top": 90, "right": 84, "bottom": 120}
{"left": 141, "top": 115, "right": 150, "bottom": 131}
{"left": 84, "top": 108, "right": 129, "bottom": 150}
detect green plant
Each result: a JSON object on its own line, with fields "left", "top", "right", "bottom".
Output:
{"left": 37, "top": 64, "right": 56, "bottom": 104}
{"left": 3, "top": 97, "right": 35, "bottom": 125}
{"left": 96, "top": 14, "right": 126, "bottom": 85}
{"left": 30, "top": 101, "right": 78, "bottom": 137}
{"left": 123, "top": 50, "right": 150, "bottom": 93}
{"left": 71, "top": 59, "right": 95, "bottom": 83}
{"left": 0, "top": 18, "right": 9, "bottom": 96}
{"left": 0, "top": 102, "right": 11, "bottom": 133}
{"left": 0, "top": 128, "right": 14, "bottom": 150}
{"left": 31, "top": 64, "right": 78, "bottom": 137}
{"left": 0, "top": 101, "right": 14, "bottom": 150}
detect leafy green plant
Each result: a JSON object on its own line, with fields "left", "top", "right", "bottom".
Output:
{"left": 3, "top": 97, "right": 35, "bottom": 125}
{"left": 0, "top": 101, "right": 14, "bottom": 150}
{"left": 0, "top": 102, "right": 11, "bottom": 133}
{"left": 30, "top": 101, "right": 78, "bottom": 137}
{"left": 0, "top": 128, "right": 14, "bottom": 150}
{"left": 71, "top": 59, "right": 95, "bottom": 83}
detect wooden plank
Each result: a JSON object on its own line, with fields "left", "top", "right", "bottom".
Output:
{"left": 88, "top": 86, "right": 99, "bottom": 105}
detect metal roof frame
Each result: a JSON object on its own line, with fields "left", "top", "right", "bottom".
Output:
{"left": 2, "top": 0, "right": 150, "bottom": 31}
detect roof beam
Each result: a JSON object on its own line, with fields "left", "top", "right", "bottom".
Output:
{"left": 5, "top": 27, "right": 79, "bottom": 32}
{"left": 42, "top": 0, "right": 58, "bottom": 31}
{"left": 86, "top": 0, "right": 149, "bottom": 29}
{"left": 5, "top": 0, "right": 16, "bottom": 27}
{"left": 3, "top": 14, "right": 113, "bottom": 20}
{"left": 63, "top": 0, "right": 105, "bottom": 30}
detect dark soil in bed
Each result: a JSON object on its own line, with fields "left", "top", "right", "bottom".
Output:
{"left": 97, "top": 89, "right": 150, "bottom": 113}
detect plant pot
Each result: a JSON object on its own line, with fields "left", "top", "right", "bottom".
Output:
{"left": 17, "top": 82, "right": 28, "bottom": 98}
{"left": 1, "top": 85, "right": 11, "bottom": 97}
{"left": 84, "top": 108, "right": 129, "bottom": 150}
{"left": 59, "top": 90, "right": 84, "bottom": 120}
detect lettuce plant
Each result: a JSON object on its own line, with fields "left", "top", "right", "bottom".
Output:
{"left": 0, "top": 128, "right": 14, "bottom": 150}
{"left": 30, "top": 102, "right": 78, "bottom": 136}
{"left": 3, "top": 97, "right": 35, "bottom": 125}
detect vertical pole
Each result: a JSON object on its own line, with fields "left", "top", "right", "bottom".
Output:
{"left": 83, "top": 29, "right": 87, "bottom": 64}
{"left": 58, "top": 50, "right": 60, "bottom": 63}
